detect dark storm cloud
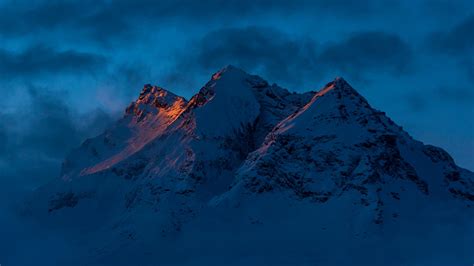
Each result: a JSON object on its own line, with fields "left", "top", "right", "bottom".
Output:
{"left": 0, "top": 0, "right": 392, "bottom": 42}
{"left": 0, "top": 45, "right": 106, "bottom": 80}
{"left": 110, "top": 63, "right": 154, "bottom": 98}
{"left": 428, "top": 14, "right": 474, "bottom": 56}
{"left": 0, "top": 0, "right": 107, "bottom": 37}
{"left": 0, "top": 87, "right": 113, "bottom": 183}
{"left": 406, "top": 85, "right": 474, "bottom": 113}
{"left": 188, "top": 26, "right": 318, "bottom": 87}
{"left": 426, "top": 15, "right": 474, "bottom": 81}
{"left": 170, "top": 27, "right": 413, "bottom": 90}
{"left": 19, "top": 88, "right": 108, "bottom": 157}
{"left": 319, "top": 31, "right": 413, "bottom": 78}
{"left": 436, "top": 86, "right": 474, "bottom": 103}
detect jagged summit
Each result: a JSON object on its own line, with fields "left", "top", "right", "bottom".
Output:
{"left": 125, "top": 84, "right": 187, "bottom": 120}
{"left": 27, "top": 66, "right": 474, "bottom": 265}
{"left": 316, "top": 76, "right": 361, "bottom": 98}
{"left": 190, "top": 65, "right": 255, "bottom": 105}
{"left": 333, "top": 76, "right": 348, "bottom": 86}
{"left": 138, "top": 84, "right": 184, "bottom": 105}
{"left": 210, "top": 64, "right": 245, "bottom": 80}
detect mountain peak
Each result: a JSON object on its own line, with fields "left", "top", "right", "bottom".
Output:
{"left": 333, "top": 76, "right": 351, "bottom": 89}
{"left": 211, "top": 64, "right": 247, "bottom": 81}
{"left": 138, "top": 84, "right": 180, "bottom": 102}
{"left": 189, "top": 65, "right": 255, "bottom": 108}
{"left": 317, "top": 76, "right": 355, "bottom": 95}
{"left": 125, "top": 84, "right": 187, "bottom": 118}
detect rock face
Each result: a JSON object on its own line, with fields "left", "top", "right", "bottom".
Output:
{"left": 27, "top": 66, "right": 474, "bottom": 265}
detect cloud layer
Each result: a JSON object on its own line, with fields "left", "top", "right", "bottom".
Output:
{"left": 0, "top": 87, "right": 113, "bottom": 191}
{"left": 169, "top": 27, "right": 414, "bottom": 91}
{"left": 0, "top": 45, "right": 106, "bottom": 80}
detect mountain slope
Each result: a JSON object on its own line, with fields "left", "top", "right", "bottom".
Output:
{"left": 23, "top": 66, "right": 474, "bottom": 265}
{"left": 221, "top": 77, "right": 473, "bottom": 225}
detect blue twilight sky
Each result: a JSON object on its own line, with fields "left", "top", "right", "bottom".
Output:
{"left": 0, "top": 0, "right": 473, "bottom": 192}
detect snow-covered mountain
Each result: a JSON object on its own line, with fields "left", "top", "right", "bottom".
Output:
{"left": 24, "top": 66, "right": 474, "bottom": 265}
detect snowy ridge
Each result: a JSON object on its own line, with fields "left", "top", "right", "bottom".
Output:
{"left": 224, "top": 77, "right": 455, "bottom": 224}
{"left": 61, "top": 84, "right": 188, "bottom": 179}
{"left": 25, "top": 66, "right": 474, "bottom": 265}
